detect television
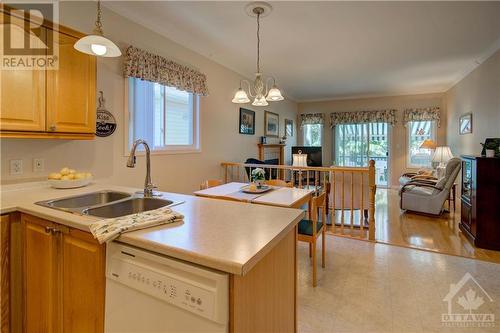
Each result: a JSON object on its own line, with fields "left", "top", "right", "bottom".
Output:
{"left": 292, "top": 146, "right": 323, "bottom": 167}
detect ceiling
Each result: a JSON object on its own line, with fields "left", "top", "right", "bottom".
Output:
{"left": 105, "top": 1, "right": 500, "bottom": 101}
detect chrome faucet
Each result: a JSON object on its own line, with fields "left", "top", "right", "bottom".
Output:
{"left": 127, "top": 139, "right": 157, "bottom": 197}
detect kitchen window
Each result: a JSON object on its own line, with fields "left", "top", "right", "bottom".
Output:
{"left": 407, "top": 120, "right": 436, "bottom": 168}
{"left": 303, "top": 124, "right": 322, "bottom": 147}
{"left": 127, "top": 77, "right": 200, "bottom": 153}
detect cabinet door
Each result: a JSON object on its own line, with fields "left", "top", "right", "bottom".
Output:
{"left": 46, "top": 32, "right": 96, "bottom": 133}
{"left": 0, "top": 12, "right": 46, "bottom": 131}
{"left": 62, "top": 228, "right": 105, "bottom": 333}
{"left": 22, "top": 214, "right": 61, "bottom": 333}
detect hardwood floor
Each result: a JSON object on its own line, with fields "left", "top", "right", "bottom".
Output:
{"left": 326, "top": 188, "right": 500, "bottom": 264}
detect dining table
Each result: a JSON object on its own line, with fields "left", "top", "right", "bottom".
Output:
{"left": 194, "top": 182, "right": 314, "bottom": 211}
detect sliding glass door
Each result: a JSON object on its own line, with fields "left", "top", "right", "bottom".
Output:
{"left": 334, "top": 123, "right": 389, "bottom": 186}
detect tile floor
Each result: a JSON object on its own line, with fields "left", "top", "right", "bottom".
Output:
{"left": 298, "top": 235, "right": 500, "bottom": 333}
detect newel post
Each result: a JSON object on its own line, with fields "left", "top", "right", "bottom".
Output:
{"left": 368, "top": 160, "right": 377, "bottom": 241}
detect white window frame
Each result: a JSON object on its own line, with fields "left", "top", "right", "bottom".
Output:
{"left": 302, "top": 123, "right": 322, "bottom": 147}
{"left": 406, "top": 120, "right": 436, "bottom": 168}
{"left": 124, "top": 78, "right": 201, "bottom": 156}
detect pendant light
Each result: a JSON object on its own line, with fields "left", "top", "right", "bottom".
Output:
{"left": 74, "top": 0, "right": 121, "bottom": 57}
{"left": 232, "top": 2, "right": 284, "bottom": 106}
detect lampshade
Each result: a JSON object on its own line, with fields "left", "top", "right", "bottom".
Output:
{"left": 432, "top": 146, "right": 453, "bottom": 164}
{"left": 74, "top": 34, "right": 121, "bottom": 57}
{"left": 252, "top": 95, "right": 269, "bottom": 106}
{"left": 232, "top": 88, "right": 250, "bottom": 103}
{"left": 292, "top": 151, "right": 308, "bottom": 167}
{"left": 420, "top": 139, "right": 437, "bottom": 150}
{"left": 266, "top": 86, "right": 284, "bottom": 101}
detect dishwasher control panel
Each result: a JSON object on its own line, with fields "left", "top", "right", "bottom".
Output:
{"left": 106, "top": 243, "right": 228, "bottom": 325}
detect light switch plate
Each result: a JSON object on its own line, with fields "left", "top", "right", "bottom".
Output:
{"left": 33, "top": 158, "right": 45, "bottom": 172}
{"left": 10, "top": 159, "right": 23, "bottom": 175}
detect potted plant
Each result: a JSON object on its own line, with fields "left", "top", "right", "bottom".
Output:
{"left": 481, "top": 142, "right": 497, "bottom": 158}
{"left": 251, "top": 168, "right": 266, "bottom": 188}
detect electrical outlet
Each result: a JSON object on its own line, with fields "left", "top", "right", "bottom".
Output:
{"left": 33, "top": 158, "right": 45, "bottom": 172}
{"left": 10, "top": 159, "right": 23, "bottom": 175}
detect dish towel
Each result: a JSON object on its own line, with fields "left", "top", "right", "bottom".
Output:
{"left": 89, "top": 207, "right": 184, "bottom": 244}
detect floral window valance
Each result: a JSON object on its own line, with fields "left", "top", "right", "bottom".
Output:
{"left": 299, "top": 113, "right": 324, "bottom": 128}
{"left": 123, "top": 45, "right": 209, "bottom": 96}
{"left": 403, "top": 107, "right": 441, "bottom": 127}
{"left": 329, "top": 109, "right": 397, "bottom": 128}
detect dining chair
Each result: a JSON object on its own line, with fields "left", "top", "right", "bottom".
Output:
{"left": 265, "top": 179, "right": 292, "bottom": 187}
{"left": 298, "top": 191, "right": 326, "bottom": 287}
{"left": 200, "top": 179, "right": 223, "bottom": 190}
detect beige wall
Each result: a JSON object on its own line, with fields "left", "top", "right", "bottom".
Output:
{"left": 0, "top": 2, "right": 298, "bottom": 193}
{"left": 298, "top": 93, "right": 446, "bottom": 187}
{"left": 445, "top": 50, "right": 500, "bottom": 157}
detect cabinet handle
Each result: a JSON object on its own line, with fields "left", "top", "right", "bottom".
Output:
{"left": 51, "top": 228, "right": 61, "bottom": 235}
{"left": 45, "top": 226, "right": 54, "bottom": 234}
{"left": 49, "top": 124, "right": 56, "bottom": 131}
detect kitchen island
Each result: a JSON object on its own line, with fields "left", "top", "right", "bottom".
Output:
{"left": 1, "top": 181, "right": 304, "bottom": 332}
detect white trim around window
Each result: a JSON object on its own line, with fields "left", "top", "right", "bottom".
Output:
{"left": 124, "top": 78, "right": 201, "bottom": 156}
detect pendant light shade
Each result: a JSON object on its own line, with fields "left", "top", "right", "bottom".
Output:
{"left": 252, "top": 96, "right": 268, "bottom": 106}
{"left": 74, "top": 0, "right": 121, "bottom": 58}
{"left": 232, "top": 88, "right": 251, "bottom": 103}
{"left": 266, "top": 85, "right": 284, "bottom": 101}
{"left": 74, "top": 34, "right": 121, "bottom": 57}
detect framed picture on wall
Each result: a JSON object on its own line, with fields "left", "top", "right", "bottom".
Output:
{"left": 264, "top": 111, "right": 279, "bottom": 137}
{"left": 459, "top": 113, "right": 472, "bottom": 135}
{"left": 239, "top": 108, "right": 255, "bottom": 135}
{"left": 285, "top": 119, "right": 293, "bottom": 137}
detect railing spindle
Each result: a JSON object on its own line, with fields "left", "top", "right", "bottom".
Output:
{"left": 350, "top": 172, "right": 354, "bottom": 229}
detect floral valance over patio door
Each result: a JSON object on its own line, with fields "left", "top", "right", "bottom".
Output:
{"left": 299, "top": 113, "right": 324, "bottom": 128}
{"left": 123, "top": 45, "right": 209, "bottom": 96}
{"left": 329, "top": 109, "right": 397, "bottom": 128}
{"left": 403, "top": 107, "right": 441, "bottom": 127}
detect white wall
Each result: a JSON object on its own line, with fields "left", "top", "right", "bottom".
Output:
{"left": 445, "top": 50, "right": 500, "bottom": 156}
{"left": 298, "top": 93, "right": 446, "bottom": 187}
{"left": 0, "top": 2, "right": 298, "bottom": 193}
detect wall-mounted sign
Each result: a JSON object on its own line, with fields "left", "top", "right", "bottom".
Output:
{"left": 96, "top": 91, "right": 116, "bottom": 137}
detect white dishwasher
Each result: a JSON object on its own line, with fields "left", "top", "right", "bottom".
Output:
{"left": 105, "top": 242, "right": 229, "bottom": 333}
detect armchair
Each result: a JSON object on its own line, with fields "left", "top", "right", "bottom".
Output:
{"left": 400, "top": 158, "right": 461, "bottom": 215}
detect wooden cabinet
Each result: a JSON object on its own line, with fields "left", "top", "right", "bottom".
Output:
{"left": 0, "top": 9, "right": 96, "bottom": 139}
{"left": 46, "top": 33, "right": 96, "bottom": 134}
{"left": 21, "top": 214, "right": 105, "bottom": 332}
{"left": 459, "top": 156, "right": 500, "bottom": 250}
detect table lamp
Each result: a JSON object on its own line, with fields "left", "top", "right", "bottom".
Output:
{"left": 432, "top": 146, "right": 453, "bottom": 177}
{"left": 292, "top": 150, "right": 308, "bottom": 168}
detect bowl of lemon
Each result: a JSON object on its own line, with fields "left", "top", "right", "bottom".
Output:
{"left": 48, "top": 167, "right": 93, "bottom": 189}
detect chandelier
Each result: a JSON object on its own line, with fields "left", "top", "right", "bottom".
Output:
{"left": 232, "top": 2, "right": 284, "bottom": 106}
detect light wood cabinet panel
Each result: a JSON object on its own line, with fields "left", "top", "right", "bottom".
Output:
{"left": 46, "top": 32, "right": 96, "bottom": 134}
{"left": 0, "top": 12, "right": 46, "bottom": 132}
{"left": 22, "top": 214, "right": 61, "bottom": 333}
{"left": 62, "top": 228, "right": 105, "bottom": 333}
{"left": 1, "top": 215, "right": 10, "bottom": 333}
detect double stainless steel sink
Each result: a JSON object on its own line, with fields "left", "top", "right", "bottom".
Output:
{"left": 36, "top": 190, "right": 180, "bottom": 219}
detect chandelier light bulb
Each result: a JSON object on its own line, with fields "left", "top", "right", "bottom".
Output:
{"left": 91, "top": 43, "right": 107, "bottom": 56}
{"left": 266, "top": 85, "right": 284, "bottom": 101}
{"left": 252, "top": 96, "right": 269, "bottom": 106}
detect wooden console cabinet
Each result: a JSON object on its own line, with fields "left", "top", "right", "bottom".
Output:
{"left": 459, "top": 155, "right": 500, "bottom": 250}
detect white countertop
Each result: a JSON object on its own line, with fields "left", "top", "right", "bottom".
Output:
{"left": 0, "top": 181, "right": 305, "bottom": 276}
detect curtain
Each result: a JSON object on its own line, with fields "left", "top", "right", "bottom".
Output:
{"left": 123, "top": 45, "right": 209, "bottom": 96}
{"left": 329, "top": 109, "right": 397, "bottom": 128}
{"left": 299, "top": 113, "right": 324, "bottom": 128}
{"left": 403, "top": 107, "right": 441, "bottom": 127}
